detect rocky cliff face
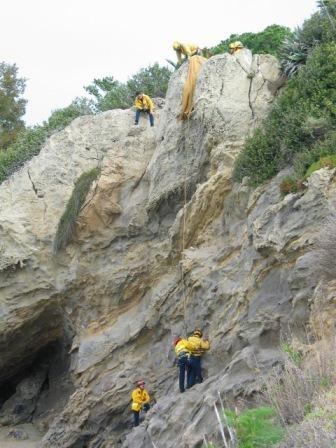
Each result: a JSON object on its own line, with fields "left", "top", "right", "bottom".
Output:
{"left": 0, "top": 51, "right": 333, "bottom": 448}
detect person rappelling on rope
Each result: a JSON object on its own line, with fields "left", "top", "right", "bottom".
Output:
{"left": 187, "top": 329, "right": 210, "bottom": 387}
{"left": 172, "top": 41, "right": 200, "bottom": 64}
{"left": 131, "top": 380, "right": 150, "bottom": 427}
{"left": 173, "top": 336, "right": 194, "bottom": 393}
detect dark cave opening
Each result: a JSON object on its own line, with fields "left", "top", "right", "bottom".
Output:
{"left": 0, "top": 341, "right": 62, "bottom": 410}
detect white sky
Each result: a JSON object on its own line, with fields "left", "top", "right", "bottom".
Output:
{"left": 1, "top": 0, "right": 318, "bottom": 125}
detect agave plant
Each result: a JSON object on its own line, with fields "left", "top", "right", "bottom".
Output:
{"left": 280, "top": 28, "right": 310, "bottom": 77}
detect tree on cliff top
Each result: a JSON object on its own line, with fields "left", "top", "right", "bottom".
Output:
{"left": 0, "top": 62, "right": 27, "bottom": 150}
{"left": 85, "top": 63, "right": 172, "bottom": 112}
{"left": 210, "top": 24, "right": 292, "bottom": 58}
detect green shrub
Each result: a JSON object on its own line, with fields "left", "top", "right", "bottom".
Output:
{"left": 281, "top": 1, "right": 336, "bottom": 76}
{"left": 279, "top": 175, "right": 305, "bottom": 195}
{"left": 211, "top": 25, "right": 292, "bottom": 58}
{"left": 234, "top": 0, "right": 336, "bottom": 187}
{"left": 280, "top": 150, "right": 336, "bottom": 195}
{"left": 225, "top": 407, "right": 284, "bottom": 448}
{"left": 85, "top": 63, "right": 172, "bottom": 112}
{"left": 233, "top": 128, "right": 279, "bottom": 186}
{"left": 301, "top": 8, "right": 335, "bottom": 45}
{"left": 281, "top": 343, "right": 303, "bottom": 366}
{"left": 45, "top": 97, "right": 93, "bottom": 130}
{"left": 0, "top": 126, "right": 47, "bottom": 182}
{"left": 234, "top": 42, "right": 336, "bottom": 186}
{"left": 294, "top": 131, "right": 336, "bottom": 177}
{"left": 305, "top": 154, "right": 336, "bottom": 177}
{"left": 53, "top": 167, "right": 100, "bottom": 253}
{"left": 0, "top": 99, "right": 93, "bottom": 185}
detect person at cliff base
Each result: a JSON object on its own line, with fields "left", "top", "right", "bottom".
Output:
{"left": 131, "top": 380, "right": 150, "bottom": 427}
{"left": 228, "top": 41, "right": 244, "bottom": 54}
{"left": 187, "top": 329, "right": 210, "bottom": 387}
{"left": 134, "top": 92, "right": 154, "bottom": 127}
{"left": 172, "top": 41, "right": 200, "bottom": 64}
{"left": 173, "top": 336, "right": 194, "bottom": 393}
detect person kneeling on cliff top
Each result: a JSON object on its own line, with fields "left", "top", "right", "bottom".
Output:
{"left": 134, "top": 92, "right": 154, "bottom": 127}
{"left": 172, "top": 41, "right": 200, "bottom": 64}
{"left": 228, "top": 41, "right": 244, "bottom": 54}
{"left": 131, "top": 380, "right": 150, "bottom": 427}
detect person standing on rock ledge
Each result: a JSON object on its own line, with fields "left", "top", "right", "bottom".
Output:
{"left": 173, "top": 336, "right": 194, "bottom": 393}
{"left": 187, "top": 329, "right": 210, "bottom": 387}
{"left": 131, "top": 380, "right": 150, "bottom": 427}
{"left": 134, "top": 92, "right": 154, "bottom": 127}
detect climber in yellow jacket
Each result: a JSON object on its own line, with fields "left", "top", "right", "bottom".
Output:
{"left": 173, "top": 337, "right": 194, "bottom": 393}
{"left": 187, "top": 329, "right": 210, "bottom": 387}
{"left": 131, "top": 380, "right": 150, "bottom": 427}
{"left": 228, "top": 41, "right": 244, "bottom": 54}
{"left": 172, "top": 41, "right": 200, "bottom": 64}
{"left": 134, "top": 92, "right": 154, "bottom": 127}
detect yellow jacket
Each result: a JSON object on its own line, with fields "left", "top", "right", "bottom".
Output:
{"left": 188, "top": 335, "right": 210, "bottom": 357}
{"left": 175, "top": 339, "right": 194, "bottom": 357}
{"left": 134, "top": 94, "right": 154, "bottom": 112}
{"left": 229, "top": 41, "right": 244, "bottom": 54}
{"left": 131, "top": 387, "right": 150, "bottom": 412}
{"left": 175, "top": 43, "right": 199, "bottom": 63}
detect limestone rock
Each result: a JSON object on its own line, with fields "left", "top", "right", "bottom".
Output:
{"left": 147, "top": 52, "right": 281, "bottom": 214}
{"left": 0, "top": 51, "right": 332, "bottom": 448}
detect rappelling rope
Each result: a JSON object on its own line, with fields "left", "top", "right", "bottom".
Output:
{"left": 180, "top": 115, "right": 192, "bottom": 337}
{"left": 179, "top": 56, "right": 207, "bottom": 337}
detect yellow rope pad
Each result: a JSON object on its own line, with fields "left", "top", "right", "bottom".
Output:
{"left": 180, "top": 55, "right": 207, "bottom": 120}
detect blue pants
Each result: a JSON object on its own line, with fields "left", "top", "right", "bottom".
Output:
{"left": 188, "top": 356, "right": 203, "bottom": 388}
{"left": 135, "top": 108, "right": 154, "bottom": 126}
{"left": 133, "top": 403, "right": 150, "bottom": 427}
{"left": 178, "top": 355, "right": 190, "bottom": 392}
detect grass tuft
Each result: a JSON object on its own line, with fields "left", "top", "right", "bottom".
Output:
{"left": 53, "top": 167, "right": 100, "bottom": 253}
{"left": 225, "top": 407, "right": 284, "bottom": 448}
{"left": 305, "top": 154, "right": 336, "bottom": 178}
{"left": 279, "top": 175, "right": 305, "bottom": 195}
{"left": 281, "top": 342, "right": 303, "bottom": 366}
